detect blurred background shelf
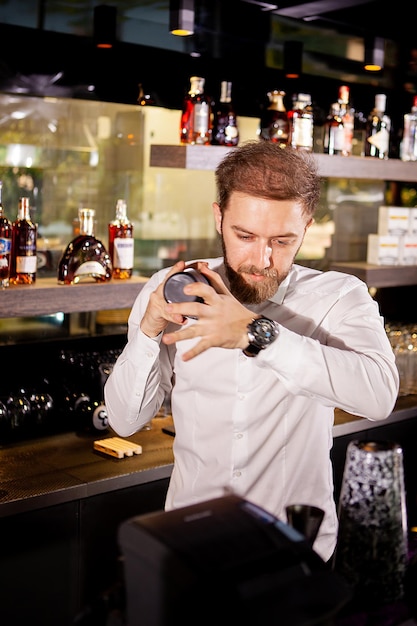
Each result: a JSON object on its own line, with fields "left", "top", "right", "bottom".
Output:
{"left": 150, "top": 146, "right": 417, "bottom": 181}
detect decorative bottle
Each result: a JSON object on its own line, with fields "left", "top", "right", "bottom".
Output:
{"left": 338, "top": 85, "right": 354, "bottom": 156}
{"left": 211, "top": 81, "right": 239, "bottom": 147}
{"left": 400, "top": 95, "right": 417, "bottom": 162}
{"left": 323, "top": 102, "right": 345, "bottom": 156}
{"left": 365, "top": 93, "right": 391, "bottom": 159}
{"left": 180, "top": 76, "right": 211, "bottom": 145}
{"left": 58, "top": 207, "right": 112, "bottom": 284}
{"left": 0, "top": 181, "right": 12, "bottom": 288}
{"left": 10, "top": 196, "right": 37, "bottom": 285}
{"left": 288, "top": 93, "right": 314, "bottom": 151}
{"left": 108, "top": 199, "right": 134, "bottom": 280}
{"left": 259, "top": 90, "right": 289, "bottom": 147}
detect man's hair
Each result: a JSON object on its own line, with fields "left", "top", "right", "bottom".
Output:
{"left": 215, "top": 141, "right": 321, "bottom": 218}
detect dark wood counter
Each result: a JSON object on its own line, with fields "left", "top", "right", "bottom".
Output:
{"left": 0, "top": 415, "right": 174, "bottom": 518}
{"left": 1, "top": 397, "right": 417, "bottom": 519}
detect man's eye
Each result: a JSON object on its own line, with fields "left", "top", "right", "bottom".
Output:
{"left": 271, "top": 238, "right": 289, "bottom": 246}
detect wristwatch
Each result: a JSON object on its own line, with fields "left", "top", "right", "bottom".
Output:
{"left": 243, "top": 316, "right": 280, "bottom": 357}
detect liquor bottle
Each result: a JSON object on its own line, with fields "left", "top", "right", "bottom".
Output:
{"left": 10, "top": 197, "right": 37, "bottom": 285}
{"left": 58, "top": 207, "right": 112, "bottom": 284}
{"left": 108, "top": 199, "right": 134, "bottom": 279}
{"left": 323, "top": 103, "right": 345, "bottom": 155}
{"left": 338, "top": 85, "right": 354, "bottom": 156}
{"left": 180, "top": 76, "right": 211, "bottom": 145}
{"left": 211, "top": 81, "right": 239, "bottom": 146}
{"left": 259, "top": 90, "right": 290, "bottom": 147}
{"left": 0, "top": 181, "right": 12, "bottom": 288}
{"left": 288, "top": 93, "right": 314, "bottom": 151}
{"left": 365, "top": 93, "right": 391, "bottom": 159}
{"left": 400, "top": 95, "right": 417, "bottom": 162}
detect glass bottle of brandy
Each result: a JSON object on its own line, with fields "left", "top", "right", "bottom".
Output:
{"left": 259, "top": 90, "right": 290, "bottom": 147}
{"left": 288, "top": 93, "right": 314, "bottom": 151}
{"left": 211, "top": 81, "right": 239, "bottom": 146}
{"left": 108, "top": 199, "right": 134, "bottom": 280}
{"left": 180, "top": 76, "right": 212, "bottom": 145}
{"left": 0, "top": 181, "right": 12, "bottom": 288}
{"left": 58, "top": 207, "right": 112, "bottom": 284}
{"left": 338, "top": 85, "right": 354, "bottom": 156}
{"left": 365, "top": 93, "right": 391, "bottom": 159}
{"left": 323, "top": 102, "right": 345, "bottom": 156}
{"left": 10, "top": 196, "right": 37, "bottom": 285}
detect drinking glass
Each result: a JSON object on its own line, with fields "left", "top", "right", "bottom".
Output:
{"left": 285, "top": 503, "right": 324, "bottom": 546}
{"left": 333, "top": 440, "right": 408, "bottom": 608}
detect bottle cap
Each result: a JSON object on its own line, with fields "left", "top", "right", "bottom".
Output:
{"left": 375, "top": 94, "right": 386, "bottom": 112}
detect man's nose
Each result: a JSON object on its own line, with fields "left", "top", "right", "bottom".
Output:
{"left": 254, "top": 243, "right": 272, "bottom": 269}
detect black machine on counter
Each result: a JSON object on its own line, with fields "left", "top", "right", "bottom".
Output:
{"left": 118, "top": 494, "right": 350, "bottom": 626}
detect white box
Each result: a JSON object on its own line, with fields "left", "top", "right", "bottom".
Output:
{"left": 378, "top": 206, "right": 410, "bottom": 235}
{"left": 367, "top": 234, "right": 401, "bottom": 265}
{"left": 400, "top": 235, "right": 417, "bottom": 265}
{"left": 408, "top": 208, "right": 417, "bottom": 235}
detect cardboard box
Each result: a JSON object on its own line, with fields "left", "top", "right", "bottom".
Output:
{"left": 367, "top": 234, "right": 401, "bottom": 265}
{"left": 377, "top": 206, "right": 410, "bottom": 236}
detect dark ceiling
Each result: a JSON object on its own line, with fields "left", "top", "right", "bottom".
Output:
{"left": 242, "top": 0, "right": 416, "bottom": 42}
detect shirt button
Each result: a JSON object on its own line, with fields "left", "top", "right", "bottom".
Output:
{"left": 234, "top": 433, "right": 243, "bottom": 440}
{"left": 233, "top": 470, "right": 242, "bottom": 478}
{"left": 238, "top": 394, "right": 245, "bottom": 401}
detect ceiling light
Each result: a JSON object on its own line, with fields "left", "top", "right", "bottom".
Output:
{"left": 94, "top": 5, "right": 117, "bottom": 49}
{"left": 284, "top": 41, "right": 303, "bottom": 79}
{"left": 170, "top": 0, "right": 194, "bottom": 36}
{"left": 364, "top": 36, "right": 384, "bottom": 71}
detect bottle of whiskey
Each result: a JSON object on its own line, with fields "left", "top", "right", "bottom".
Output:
{"left": 180, "top": 76, "right": 211, "bottom": 145}
{"left": 211, "top": 81, "right": 239, "bottom": 146}
{"left": 288, "top": 93, "right": 314, "bottom": 151}
{"left": 259, "top": 90, "right": 289, "bottom": 147}
{"left": 400, "top": 95, "right": 417, "bottom": 161}
{"left": 0, "top": 181, "right": 12, "bottom": 288}
{"left": 338, "top": 85, "right": 354, "bottom": 156}
{"left": 108, "top": 199, "right": 134, "bottom": 279}
{"left": 365, "top": 93, "right": 391, "bottom": 159}
{"left": 10, "top": 196, "right": 37, "bottom": 285}
{"left": 323, "top": 102, "right": 345, "bottom": 156}
{"left": 58, "top": 207, "right": 112, "bottom": 284}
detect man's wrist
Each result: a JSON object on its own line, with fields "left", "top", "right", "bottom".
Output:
{"left": 243, "top": 317, "right": 280, "bottom": 357}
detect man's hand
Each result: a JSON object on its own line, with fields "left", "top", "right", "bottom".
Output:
{"left": 140, "top": 260, "right": 190, "bottom": 338}
{"left": 161, "top": 264, "right": 255, "bottom": 361}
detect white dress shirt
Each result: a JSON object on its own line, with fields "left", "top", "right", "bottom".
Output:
{"left": 104, "top": 258, "right": 399, "bottom": 561}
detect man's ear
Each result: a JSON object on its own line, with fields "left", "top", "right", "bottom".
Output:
{"left": 305, "top": 217, "right": 314, "bottom": 232}
{"left": 212, "top": 202, "right": 222, "bottom": 235}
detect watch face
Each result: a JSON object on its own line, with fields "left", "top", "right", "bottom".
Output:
{"left": 249, "top": 318, "right": 279, "bottom": 348}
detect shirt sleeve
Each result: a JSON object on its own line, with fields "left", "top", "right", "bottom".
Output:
{"left": 255, "top": 278, "right": 399, "bottom": 421}
{"left": 104, "top": 271, "right": 175, "bottom": 437}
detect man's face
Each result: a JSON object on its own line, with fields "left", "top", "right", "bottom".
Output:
{"left": 213, "top": 191, "right": 312, "bottom": 304}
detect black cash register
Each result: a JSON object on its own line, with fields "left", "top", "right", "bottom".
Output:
{"left": 118, "top": 493, "right": 350, "bottom": 626}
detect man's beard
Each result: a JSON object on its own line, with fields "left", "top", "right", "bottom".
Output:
{"left": 221, "top": 238, "right": 284, "bottom": 305}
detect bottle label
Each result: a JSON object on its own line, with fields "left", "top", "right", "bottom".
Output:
{"left": 75, "top": 261, "right": 107, "bottom": 278}
{"left": 16, "top": 255, "right": 37, "bottom": 273}
{"left": 113, "top": 238, "right": 134, "bottom": 269}
{"left": 194, "top": 102, "right": 209, "bottom": 135}
{"left": 293, "top": 118, "right": 313, "bottom": 149}
{"left": 0, "top": 237, "right": 11, "bottom": 255}
{"left": 367, "top": 127, "right": 389, "bottom": 153}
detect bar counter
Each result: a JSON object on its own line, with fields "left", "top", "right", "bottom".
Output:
{"left": 1, "top": 396, "right": 417, "bottom": 519}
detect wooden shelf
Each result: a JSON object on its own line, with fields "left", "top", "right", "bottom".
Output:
{"left": 150, "top": 145, "right": 417, "bottom": 181}
{"left": 0, "top": 276, "right": 148, "bottom": 319}
{"left": 330, "top": 262, "right": 417, "bottom": 287}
